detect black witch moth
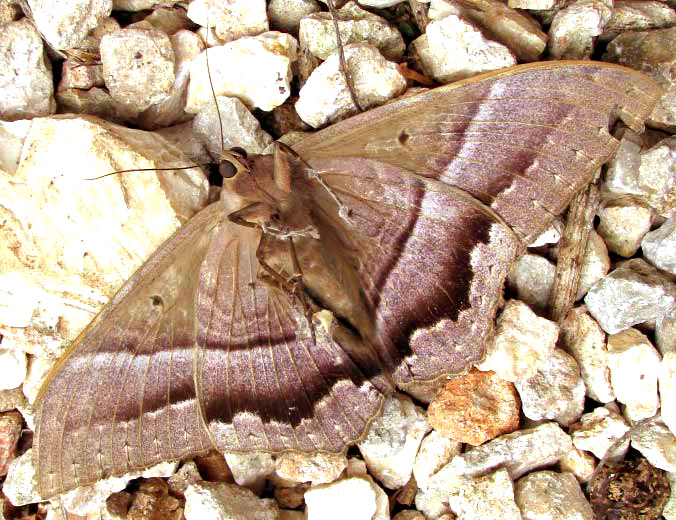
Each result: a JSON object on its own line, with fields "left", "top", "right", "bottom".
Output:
{"left": 33, "top": 61, "right": 660, "bottom": 498}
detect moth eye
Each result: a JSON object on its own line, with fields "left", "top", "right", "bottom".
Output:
{"left": 150, "top": 295, "right": 163, "bottom": 307}
{"left": 219, "top": 161, "right": 238, "bottom": 179}
{"left": 398, "top": 130, "right": 410, "bottom": 146}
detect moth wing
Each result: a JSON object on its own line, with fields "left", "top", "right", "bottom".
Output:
{"left": 296, "top": 159, "right": 521, "bottom": 385}
{"left": 34, "top": 201, "right": 386, "bottom": 498}
{"left": 292, "top": 62, "right": 660, "bottom": 385}
{"left": 34, "top": 202, "right": 224, "bottom": 498}
{"left": 294, "top": 61, "right": 661, "bottom": 244}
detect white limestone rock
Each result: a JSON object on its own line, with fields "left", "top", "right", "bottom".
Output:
{"left": 548, "top": 0, "right": 612, "bottom": 59}
{"left": 295, "top": 43, "right": 406, "bottom": 128}
{"left": 187, "top": 31, "right": 297, "bottom": 113}
{"left": 642, "top": 216, "right": 676, "bottom": 275}
{"left": 529, "top": 218, "right": 563, "bottom": 248}
{"left": 193, "top": 96, "right": 273, "bottom": 158}
{"left": 137, "top": 29, "right": 205, "bottom": 130}
{"left": 411, "top": 14, "right": 516, "bottom": 84}
{"left": 605, "top": 133, "right": 676, "bottom": 218}
{"left": 299, "top": 1, "right": 405, "bottom": 61}
{"left": 557, "top": 447, "right": 596, "bottom": 483}
{"left": 515, "top": 348, "right": 586, "bottom": 426}
{"left": 596, "top": 202, "right": 653, "bottom": 258}
{"left": 21, "top": 355, "right": 52, "bottom": 404}
{"left": 569, "top": 404, "right": 630, "bottom": 460}
{"left": 661, "top": 352, "right": 676, "bottom": 436}
{"left": 187, "top": 0, "right": 268, "bottom": 43}
{"left": 507, "top": 0, "right": 556, "bottom": 8}
{"left": 100, "top": 24, "right": 175, "bottom": 119}
{"left": 0, "top": 116, "right": 208, "bottom": 357}
{"left": 415, "top": 423, "right": 572, "bottom": 517}
{"left": 2, "top": 449, "right": 41, "bottom": 507}
{"left": 0, "top": 18, "right": 55, "bottom": 121}
{"left": 631, "top": 418, "right": 676, "bottom": 472}
{"left": 113, "top": 0, "right": 182, "bottom": 10}
{"left": 224, "top": 451, "right": 275, "bottom": 490}
{"left": 26, "top": 0, "right": 112, "bottom": 50}
{"left": 577, "top": 231, "right": 611, "bottom": 299}
{"left": 358, "top": 393, "right": 430, "bottom": 489}
{"left": 413, "top": 431, "right": 462, "bottom": 491}
{"left": 560, "top": 307, "right": 614, "bottom": 403}
{"left": 304, "top": 477, "right": 378, "bottom": 520}
{"left": 275, "top": 451, "right": 348, "bottom": 485}
{"left": 184, "top": 481, "right": 279, "bottom": 520}
{"left": 506, "top": 254, "right": 555, "bottom": 312}
{"left": 0, "top": 347, "right": 26, "bottom": 390}
{"left": 448, "top": 468, "right": 521, "bottom": 520}
{"left": 607, "top": 327, "right": 661, "bottom": 422}
{"left": 585, "top": 258, "right": 676, "bottom": 334}
{"left": 514, "top": 470, "right": 593, "bottom": 520}
{"left": 658, "top": 308, "right": 676, "bottom": 355}
{"left": 0, "top": 388, "right": 28, "bottom": 414}
{"left": 58, "top": 461, "right": 178, "bottom": 517}
{"left": 601, "top": 0, "right": 676, "bottom": 41}
{"left": 477, "top": 300, "right": 560, "bottom": 382}
{"left": 268, "top": 0, "right": 321, "bottom": 34}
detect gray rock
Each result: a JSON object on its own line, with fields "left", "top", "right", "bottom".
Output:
{"left": 585, "top": 258, "right": 676, "bottom": 334}
{"left": 631, "top": 418, "right": 676, "bottom": 472}
{"left": 410, "top": 14, "right": 516, "bottom": 84}
{"left": 608, "top": 327, "right": 661, "bottom": 422}
{"left": 0, "top": 18, "right": 55, "bottom": 120}
{"left": 548, "top": 0, "right": 612, "bottom": 59}
{"left": 295, "top": 43, "right": 406, "bottom": 128}
{"left": 515, "top": 471, "right": 593, "bottom": 520}
{"left": 605, "top": 133, "right": 676, "bottom": 218}
{"left": 596, "top": 202, "right": 653, "bottom": 257}
{"left": 448, "top": 469, "right": 521, "bottom": 520}
{"left": 193, "top": 96, "right": 273, "bottom": 158}
{"left": 570, "top": 404, "right": 630, "bottom": 459}
{"left": 643, "top": 217, "right": 676, "bottom": 275}
{"left": 100, "top": 24, "right": 175, "bottom": 119}
{"left": 187, "top": 0, "right": 268, "bottom": 43}
{"left": 515, "top": 348, "right": 586, "bottom": 426}
{"left": 601, "top": 0, "right": 676, "bottom": 41}
{"left": 186, "top": 31, "right": 298, "bottom": 113}
{"left": 358, "top": 393, "right": 430, "bottom": 489}
{"left": 507, "top": 254, "right": 555, "bottom": 312}
{"left": 184, "top": 481, "right": 279, "bottom": 520}
{"left": 268, "top": 0, "right": 321, "bottom": 34}
{"left": 299, "top": 1, "right": 405, "bottom": 61}
{"left": 604, "top": 27, "right": 676, "bottom": 132}
{"left": 26, "top": 0, "right": 112, "bottom": 50}
{"left": 560, "top": 307, "right": 614, "bottom": 403}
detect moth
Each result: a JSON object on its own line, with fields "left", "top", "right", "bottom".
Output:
{"left": 33, "top": 60, "right": 660, "bottom": 498}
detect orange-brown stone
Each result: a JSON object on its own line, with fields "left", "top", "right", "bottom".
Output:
{"left": 427, "top": 369, "right": 520, "bottom": 445}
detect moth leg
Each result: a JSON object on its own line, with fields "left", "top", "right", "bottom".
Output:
{"left": 253, "top": 233, "right": 317, "bottom": 342}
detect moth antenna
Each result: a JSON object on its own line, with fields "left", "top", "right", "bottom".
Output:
{"left": 326, "top": 0, "right": 362, "bottom": 112}
{"left": 203, "top": 11, "right": 226, "bottom": 161}
{"left": 85, "top": 164, "right": 211, "bottom": 181}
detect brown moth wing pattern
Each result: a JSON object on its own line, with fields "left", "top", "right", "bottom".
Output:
{"left": 292, "top": 62, "right": 661, "bottom": 384}
{"left": 295, "top": 62, "right": 661, "bottom": 243}
{"left": 292, "top": 159, "right": 521, "bottom": 384}
{"left": 32, "top": 62, "right": 661, "bottom": 498}
{"left": 34, "top": 200, "right": 388, "bottom": 498}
